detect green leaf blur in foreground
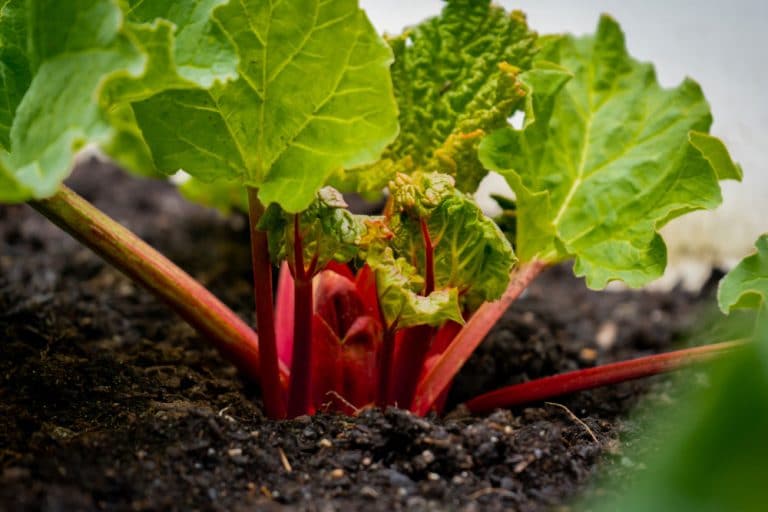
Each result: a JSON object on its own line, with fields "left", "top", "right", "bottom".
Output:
{"left": 587, "top": 334, "right": 768, "bottom": 512}
{"left": 132, "top": 0, "right": 398, "bottom": 213}
{"left": 388, "top": 172, "right": 517, "bottom": 310}
{"left": 479, "top": 16, "right": 742, "bottom": 289}
{"left": 336, "top": 0, "right": 537, "bottom": 194}
{"left": 718, "top": 235, "right": 768, "bottom": 323}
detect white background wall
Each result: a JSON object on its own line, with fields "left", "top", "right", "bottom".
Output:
{"left": 361, "top": 0, "right": 768, "bottom": 288}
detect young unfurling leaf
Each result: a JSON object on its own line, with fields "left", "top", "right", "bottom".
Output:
{"left": 259, "top": 187, "right": 366, "bottom": 277}
{"left": 480, "top": 16, "right": 742, "bottom": 289}
{"left": 389, "top": 172, "right": 517, "bottom": 310}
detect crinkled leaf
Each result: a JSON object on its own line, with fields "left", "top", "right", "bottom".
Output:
{"left": 480, "top": 16, "right": 742, "bottom": 289}
{"left": 132, "top": 0, "right": 398, "bottom": 212}
{"left": 390, "top": 171, "right": 455, "bottom": 217}
{"left": 366, "top": 245, "right": 463, "bottom": 330}
{"left": 336, "top": 0, "right": 537, "bottom": 193}
{"left": 0, "top": 0, "right": 233, "bottom": 202}
{"left": 389, "top": 172, "right": 516, "bottom": 310}
{"left": 718, "top": 235, "right": 768, "bottom": 318}
{"left": 259, "top": 187, "right": 366, "bottom": 275}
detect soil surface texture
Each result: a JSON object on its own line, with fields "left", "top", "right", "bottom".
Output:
{"left": 1, "top": 161, "right": 715, "bottom": 511}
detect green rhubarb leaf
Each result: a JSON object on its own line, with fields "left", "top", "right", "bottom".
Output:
{"left": 0, "top": 0, "right": 233, "bottom": 202}
{"left": 259, "top": 187, "right": 366, "bottom": 275}
{"left": 132, "top": 0, "right": 398, "bottom": 213}
{"left": 718, "top": 235, "right": 768, "bottom": 317}
{"left": 121, "top": 0, "right": 237, "bottom": 91}
{"left": 389, "top": 172, "right": 517, "bottom": 310}
{"left": 105, "top": 1, "right": 239, "bottom": 176}
{"left": 0, "top": 0, "right": 144, "bottom": 202}
{"left": 479, "top": 16, "right": 742, "bottom": 289}
{"left": 365, "top": 244, "right": 463, "bottom": 330}
{"left": 336, "top": 0, "right": 537, "bottom": 194}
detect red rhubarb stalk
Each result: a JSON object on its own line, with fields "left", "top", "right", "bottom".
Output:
{"left": 247, "top": 188, "right": 287, "bottom": 419}
{"left": 287, "top": 214, "right": 314, "bottom": 417}
{"left": 391, "top": 326, "right": 434, "bottom": 408}
{"left": 388, "top": 218, "right": 437, "bottom": 407}
{"left": 378, "top": 327, "right": 396, "bottom": 406}
{"left": 31, "top": 186, "right": 289, "bottom": 388}
{"left": 464, "top": 340, "right": 748, "bottom": 414}
{"left": 411, "top": 260, "right": 547, "bottom": 416}
{"left": 275, "top": 262, "right": 295, "bottom": 368}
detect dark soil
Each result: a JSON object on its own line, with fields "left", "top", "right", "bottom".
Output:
{"left": 1, "top": 160, "right": 715, "bottom": 511}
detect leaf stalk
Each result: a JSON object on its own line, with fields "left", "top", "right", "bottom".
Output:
{"left": 31, "top": 186, "right": 288, "bottom": 389}
{"left": 463, "top": 340, "right": 748, "bottom": 414}
{"left": 287, "top": 214, "right": 314, "bottom": 417}
{"left": 411, "top": 260, "right": 547, "bottom": 415}
{"left": 247, "top": 188, "right": 287, "bottom": 419}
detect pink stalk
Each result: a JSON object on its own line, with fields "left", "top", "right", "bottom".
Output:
{"left": 287, "top": 215, "right": 314, "bottom": 417}
{"left": 31, "top": 186, "right": 289, "bottom": 389}
{"left": 246, "top": 189, "right": 287, "bottom": 419}
{"left": 411, "top": 260, "right": 547, "bottom": 416}
{"left": 275, "top": 262, "right": 295, "bottom": 368}
{"left": 464, "top": 340, "right": 747, "bottom": 414}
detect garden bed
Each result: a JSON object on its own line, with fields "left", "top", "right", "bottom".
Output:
{"left": 1, "top": 161, "right": 714, "bottom": 511}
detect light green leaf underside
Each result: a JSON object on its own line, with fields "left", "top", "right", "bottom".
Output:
{"left": 480, "top": 16, "right": 742, "bottom": 289}
{"left": 179, "top": 176, "right": 248, "bottom": 213}
{"left": 335, "top": 0, "right": 537, "bottom": 194}
{"left": 0, "top": 0, "right": 234, "bottom": 203}
{"left": 389, "top": 172, "right": 516, "bottom": 311}
{"left": 367, "top": 246, "right": 464, "bottom": 330}
{"left": 133, "top": 0, "right": 398, "bottom": 213}
{"left": 0, "top": 158, "right": 27, "bottom": 200}
{"left": 718, "top": 235, "right": 768, "bottom": 316}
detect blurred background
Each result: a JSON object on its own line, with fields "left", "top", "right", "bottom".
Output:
{"left": 361, "top": 0, "right": 768, "bottom": 289}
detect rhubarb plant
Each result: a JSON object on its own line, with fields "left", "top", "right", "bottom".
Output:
{"left": 0, "top": 0, "right": 756, "bottom": 420}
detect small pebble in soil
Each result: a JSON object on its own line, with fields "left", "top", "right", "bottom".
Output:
{"left": 596, "top": 321, "right": 619, "bottom": 349}
{"left": 579, "top": 347, "right": 599, "bottom": 364}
